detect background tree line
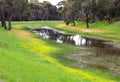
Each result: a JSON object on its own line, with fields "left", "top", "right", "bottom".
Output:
{"left": 59, "top": 0, "right": 120, "bottom": 28}
{"left": 0, "top": 0, "right": 62, "bottom": 30}
{"left": 1, "top": 0, "right": 120, "bottom": 30}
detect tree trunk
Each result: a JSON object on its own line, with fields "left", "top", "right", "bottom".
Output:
{"left": 8, "top": 8, "right": 12, "bottom": 30}
{"left": 108, "top": 16, "right": 112, "bottom": 24}
{"left": 85, "top": 7, "right": 89, "bottom": 28}
{"left": 73, "top": 21, "right": 75, "bottom": 26}
{"left": 8, "top": 18, "right": 12, "bottom": 30}
{"left": 1, "top": 20, "right": 6, "bottom": 29}
{"left": 1, "top": 8, "right": 7, "bottom": 30}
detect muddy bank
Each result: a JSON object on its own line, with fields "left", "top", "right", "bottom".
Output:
{"left": 66, "top": 47, "right": 120, "bottom": 75}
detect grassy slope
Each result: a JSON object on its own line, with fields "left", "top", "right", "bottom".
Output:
{"left": 76, "top": 21, "right": 120, "bottom": 43}
{"left": 0, "top": 22, "right": 120, "bottom": 82}
{"left": 16, "top": 21, "right": 119, "bottom": 43}
{"left": 13, "top": 21, "right": 120, "bottom": 43}
{"left": 57, "top": 21, "right": 120, "bottom": 44}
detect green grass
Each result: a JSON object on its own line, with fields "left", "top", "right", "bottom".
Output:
{"left": 0, "top": 21, "right": 120, "bottom": 82}
{"left": 76, "top": 21, "right": 120, "bottom": 31}
{"left": 78, "top": 21, "right": 120, "bottom": 43}
{"left": 0, "top": 27, "right": 81, "bottom": 82}
{"left": 70, "top": 21, "right": 120, "bottom": 43}
{"left": 12, "top": 21, "right": 120, "bottom": 43}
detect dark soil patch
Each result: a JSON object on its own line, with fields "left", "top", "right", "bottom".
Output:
{"left": 66, "top": 47, "right": 120, "bottom": 75}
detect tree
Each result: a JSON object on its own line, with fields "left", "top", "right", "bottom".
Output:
{"left": 113, "top": 0, "right": 120, "bottom": 19}
{"left": 0, "top": 0, "right": 14, "bottom": 30}
{"left": 61, "top": 0, "right": 120, "bottom": 28}
{"left": 29, "top": 1, "right": 61, "bottom": 21}
{"left": 62, "top": 0, "right": 76, "bottom": 26}
{"left": 6, "top": 0, "right": 14, "bottom": 30}
{"left": 0, "top": 0, "right": 29, "bottom": 30}
{"left": 95, "top": 0, "right": 114, "bottom": 24}
{"left": 81, "top": 0, "right": 91, "bottom": 28}
{"left": 0, "top": 0, "right": 7, "bottom": 29}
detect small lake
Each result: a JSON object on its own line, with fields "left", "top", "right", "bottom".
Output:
{"left": 30, "top": 26, "right": 120, "bottom": 55}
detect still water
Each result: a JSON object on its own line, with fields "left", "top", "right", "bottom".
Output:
{"left": 31, "top": 26, "right": 120, "bottom": 55}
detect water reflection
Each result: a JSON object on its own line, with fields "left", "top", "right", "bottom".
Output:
{"left": 32, "top": 28, "right": 90, "bottom": 46}
{"left": 31, "top": 27, "right": 106, "bottom": 47}
{"left": 31, "top": 26, "right": 120, "bottom": 55}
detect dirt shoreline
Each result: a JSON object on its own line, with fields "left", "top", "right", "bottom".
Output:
{"left": 66, "top": 47, "right": 120, "bottom": 75}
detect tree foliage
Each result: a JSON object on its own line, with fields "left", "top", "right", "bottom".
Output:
{"left": 0, "top": 0, "right": 61, "bottom": 30}
{"left": 0, "top": 0, "right": 28, "bottom": 30}
{"left": 1, "top": 0, "right": 120, "bottom": 30}
{"left": 61, "top": 0, "right": 120, "bottom": 28}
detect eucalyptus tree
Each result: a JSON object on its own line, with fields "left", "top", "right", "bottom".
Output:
{"left": 62, "top": 0, "right": 78, "bottom": 26}
{"left": 0, "top": 0, "right": 29, "bottom": 30}
{"left": 0, "top": 0, "right": 15, "bottom": 30}
{"left": 81, "top": 0, "right": 92, "bottom": 28}
{"left": 0, "top": 0, "right": 7, "bottom": 29}
{"left": 113, "top": 0, "right": 120, "bottom": 19}
{"left": 61, "top": 0, "right": 120, "bottom": 28}
{"left": 13, "top": 0, "right": 30, "bottom": 21}
{"left": 95, "top": 0, "right": 115, "bottom": 23}
{"left": 5, "top": 0, "right": 14, "bottom": 30}
{"left": 29, "top": 1, "right": 61, "bottom": 21}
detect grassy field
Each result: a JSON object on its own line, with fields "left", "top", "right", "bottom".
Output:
{"left": 64, "top": 21, "right": 120, "bottom": 44}
{"left": 12, "top": 21, "right": 120, "bottom": 44}
{"left": 0, "top": 21, "right": 120, "bottom": 82}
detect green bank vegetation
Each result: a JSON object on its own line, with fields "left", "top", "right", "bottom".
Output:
{"left": 0, "top": 21, "right": 119, "bottom": 82}
{"left": 12, "top": 21, "right": 120, "bottom": 43}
